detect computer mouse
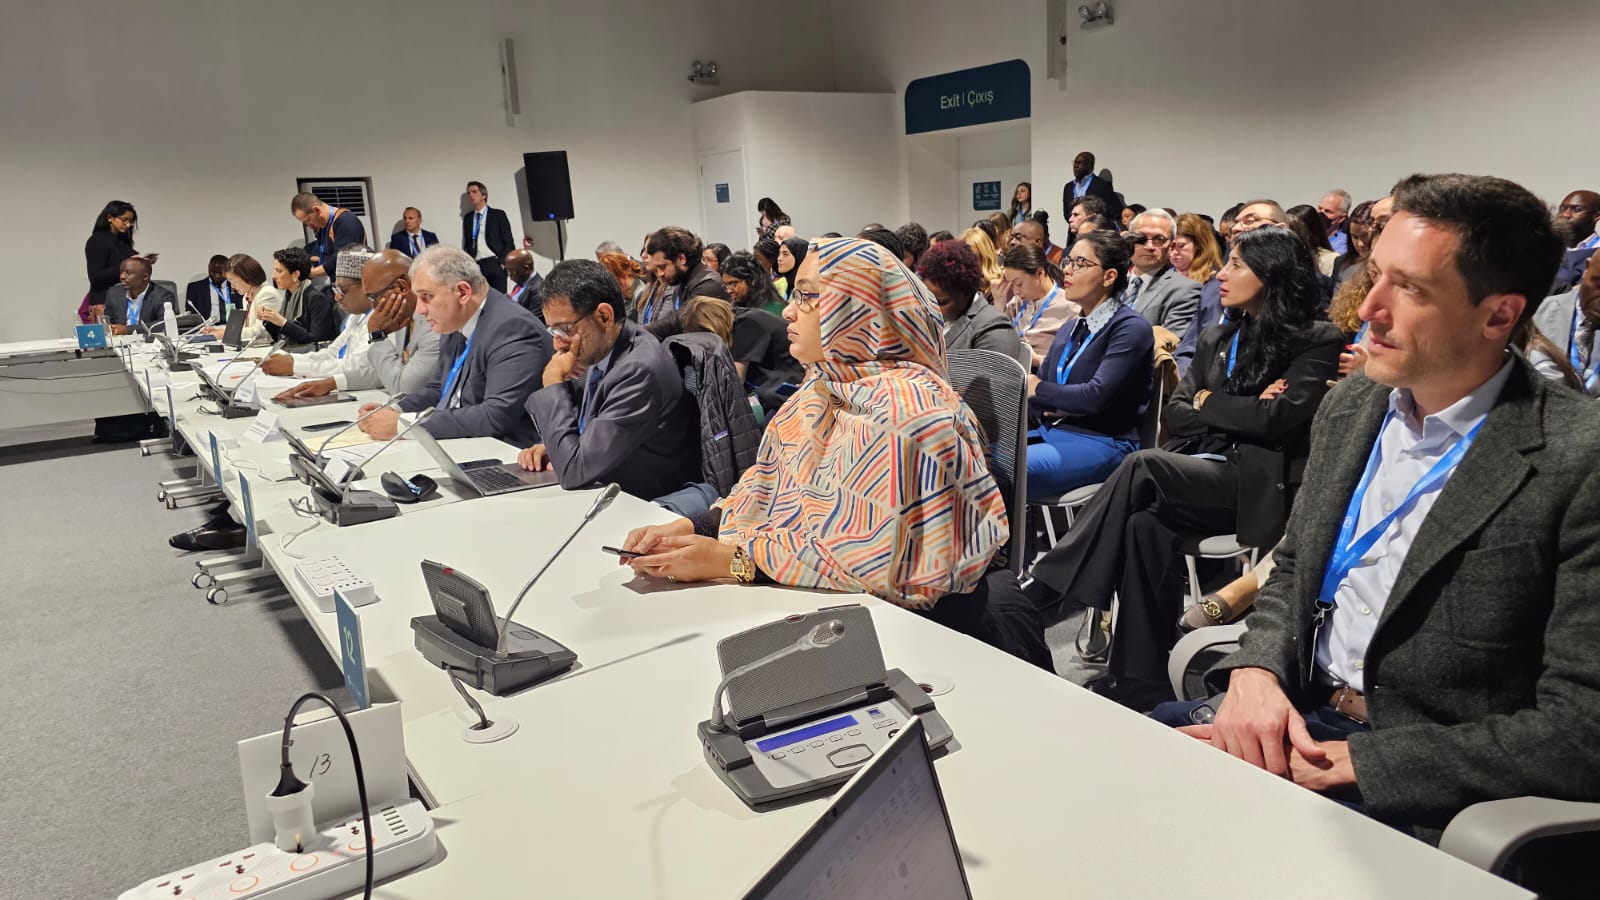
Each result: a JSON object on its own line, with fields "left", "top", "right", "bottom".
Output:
{"left": 381, "top": 471, "right": 439, "bottom": 503}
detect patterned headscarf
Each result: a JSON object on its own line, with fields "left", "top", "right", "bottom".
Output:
{"left": 718, "top": 238, "right": 1008, "bottom": 608}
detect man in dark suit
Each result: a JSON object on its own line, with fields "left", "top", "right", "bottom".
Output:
{"left": 504, "top": 248, "right": 545, "bottom": 320}
{"left": 462, "top": 181, "right": 515, "bottom": 292}
{"left": 1159, "top": 173, "right": 1600, "bottom": 846}
{"left": 356, "top": 246, "right": 548, "bottom": 446}
{"left": 104, "top": 257, "right": 176, "bottom": 333}
{"left": 185, "top": 255, "right": 237, "bottom": 322}
{"left": 1120, "top": 209, "right": 1200, "bottom": 335}
{"left": 520, "top": 259, "right": 701, "bottom": 500}
{"left": 387, "top": 207, "right": 439, "bottom": 257}
{"left": 1061, "top": 151, "right": 1122, "bottom": 230}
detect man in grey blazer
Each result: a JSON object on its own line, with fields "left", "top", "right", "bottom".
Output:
{"left": 356, "top": 247, "right": 549, "bottom": 446}
{"left": 1120, "top": 209, "right": 1199, "bottom": 336}
{"left": 104, "top": 257, "right": 176, "bottom": 333}
{"left": 519, "top": 259, "right": 701, "bottom": 500}
{"left": 1531, "top": 248, "right": 1600, "bottom": 395}
{"left": 1156, "top": 173, "right": 1600, "bottom": 845}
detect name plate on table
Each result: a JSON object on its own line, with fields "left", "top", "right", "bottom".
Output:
{"left": 233, "top": 374, "right": 260, "bottom": 407}
{"left": 209, "top": 430, "right": 223, "bottom": 481}
{"left": 242, "top": 410, "right": 284, "bottom": 445}
{"left": 146, "top": 367, "right": 171, "bottom": 393}
{"left": 238, "top": 472, "right": 258, "bottom": 552}
{"left": 165, "top": 384, "right": 177, "bottom": 423}
{"left": 336, "top": 590, "right": 371, "bottom": 710}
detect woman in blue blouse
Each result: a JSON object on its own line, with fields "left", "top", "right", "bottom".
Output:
{"left": 1026, "top": 230, "right": 1155, "bottom": 498}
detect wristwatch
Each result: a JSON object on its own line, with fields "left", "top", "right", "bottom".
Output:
{"left": 369, "top": 328, "right": 388, "bottom": 341}
{"left": 1199, "top": 593, "right": 1230, "bottom": 625}
{"left": 729, "top": 545, "right": 756, "bottom": 584}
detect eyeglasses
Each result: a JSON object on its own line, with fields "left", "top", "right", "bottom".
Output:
{"left": 1131, "top": 234, "right": 1171, "bottom": 247}
{"left": 1064, "top": 256, "right": 1104, "bottom": 272}
{"left": 365, "top": 280, "right": 402, "bottom": 304}
{"left": 790, "top": 289, "right": 822, "bottom": 313}
{"left": 547, "top": 312, "right": 593, "bottom": 340}
{"left": 1558, "top": 204, "right": 1593, "bottom": 214}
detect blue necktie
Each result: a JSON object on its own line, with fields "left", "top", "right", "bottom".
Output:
{"left": 578, "top": 367, "right": 603, "bottom": 433}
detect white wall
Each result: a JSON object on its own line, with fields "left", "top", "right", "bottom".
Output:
{"left": 691, "top": 91, "right": 900, "bottom": 242}
{"left": 831, "top": 0, "right": 1600, "bottom": 233}
{"left": 0, "top": 0, "right": 836, "bottom": 342}
{"left": 956, "top": 126, "right": 1030, "bottom": 224}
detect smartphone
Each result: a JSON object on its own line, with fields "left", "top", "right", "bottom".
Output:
{"left": 277, "top": 393, "right": 358, "bottom": 408}
{"left": 600, "top": 545, "right": 643, "bottom": 560}
{"left": 303, "top": 419, "right": 354, "bottom": 432}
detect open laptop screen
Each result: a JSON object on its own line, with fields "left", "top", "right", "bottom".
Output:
{"left": 744, "top": 718, "right": 972, "bottom": 900}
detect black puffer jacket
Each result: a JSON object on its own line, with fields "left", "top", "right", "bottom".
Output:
{"left": 662, "top": 332, "right": 761, "bottom": 496}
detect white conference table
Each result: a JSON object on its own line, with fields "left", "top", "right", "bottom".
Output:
{"left": 0, "top": 335, "right": 145, "bottom": 429}
{"left": 119, "top": 342, "right": 1531, "bottom": 899}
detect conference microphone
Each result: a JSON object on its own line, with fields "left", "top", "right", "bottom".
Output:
{"left": 494, "top": 483, "right": 621, "bottom": 659}
{"left": 408, "top": 484, "right": 621, "bottom": 699}
{"left": 312, "top": 408, "right": 434, "bottom": 527}
{"left": 707, "top": 620, "right": 846, "bottom": 733}
{"left": 214, "top": 338, "right": 287, "bottom": 417}
{"left": 314, "top": 392, "right": 408, "bottom": 458}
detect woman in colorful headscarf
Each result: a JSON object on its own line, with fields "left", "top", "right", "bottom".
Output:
{"left": 622, "top": 238, "right": 1038, "bottom": 653}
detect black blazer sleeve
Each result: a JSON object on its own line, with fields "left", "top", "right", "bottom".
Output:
{"left": 1163, "top": 326, "right": 1220, "bottom": 438}
{"left": 1196, "top": 324, "right": 1343, "bottom": 444}
{"left": 487, "top": 208, "right": 515, "bottom": 257}
{"left": 273, "top": 286, "right": 338, "bottom": 344}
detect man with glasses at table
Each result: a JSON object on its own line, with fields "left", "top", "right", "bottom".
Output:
{"left": 270, "top": 248, "right": 441, "bottom": 398}
{"left": 518, "top": 258, "right": 701, "bottom": 500}
{"left": 1121, "top": 208, "right": 1200, "bottom": 335}
{"left": 354, "top": 246, "right": 548, "bottom": 445}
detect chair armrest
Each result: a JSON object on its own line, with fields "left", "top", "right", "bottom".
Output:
{"left": 1439, "top": 796, "right": 1600, "bottom": 875}
{"left": 1167, "top": 622, "right": 1248, "bottom": 700}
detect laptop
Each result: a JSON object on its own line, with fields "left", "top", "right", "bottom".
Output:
{"left": 409, "top": 426, "right": 560, "bottom": 496}
{"left": 741, "top": 717, "right": 972, "bottom": 900}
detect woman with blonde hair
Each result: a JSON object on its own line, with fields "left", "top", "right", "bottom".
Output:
{"left": 961, "top": 226, "right": 1006, "bottom": 303}
{"left": 1171, "top": 213, "right": 1223, "bottom": 284}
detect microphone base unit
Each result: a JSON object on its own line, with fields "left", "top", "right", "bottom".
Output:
{"left": 699, "top": 668, "right": 953, "bottom": 810}
{"left": 221, "top": 402, "right": 259, "bottom": 419}
{"left": 311, "top": 485, "right": 400, "bottom": 527}
{"left": 411, "top": 614, "right": 577, "bottom": 696}
{"left": 117, "top": 797, "right": 436, "bottom": 900}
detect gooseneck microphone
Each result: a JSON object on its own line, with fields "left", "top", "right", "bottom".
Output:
{"left": 707, "top": 620, "right": 847, "bottom": 733}
{"left": 213, "top": 337, "right": 287, "bottom": 392}
{"left": 335, "top": 408, "right": 435, "bottom": 506}
{"left": 314, "top": 392, "right": 409, "bottom": 457}
{"left": 494, "top": 483, "right": 622, "bottom": 659}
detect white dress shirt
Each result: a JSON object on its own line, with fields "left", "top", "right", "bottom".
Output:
{"left": 1314, "top": 359, "right": 1513, "bottom": 691}
{"left": 471, "top": 206, "right": 495, "bottom": 261}
{"left": 290, "top": 312, "right": 374, "bottom": 388}
{"left": 400, "top": 300, "right": 483, "bottom": 425}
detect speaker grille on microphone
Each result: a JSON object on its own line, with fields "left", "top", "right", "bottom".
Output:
{"left": 717, "top": 605, "right": 885, "bottom": 723}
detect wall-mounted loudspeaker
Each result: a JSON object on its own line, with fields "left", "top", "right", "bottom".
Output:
{"left": 523, "top": 152, "right": 574, "bottom": 221}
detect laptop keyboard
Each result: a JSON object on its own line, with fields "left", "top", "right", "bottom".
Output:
{"left": 471, "top": 466, "right": 529, "bottom": 492}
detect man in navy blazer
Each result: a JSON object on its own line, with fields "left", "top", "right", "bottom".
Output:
{"left": 519, "top": 259, "right": 701, "bottom": 500}
{"left": 356, "top": 247, "right": 549, "bottom": 446}
{"left": 185, "top": 255, "right": 238, "bottom": 321}
{"left": 387, "top": 207, "right": 440, "bottom": 257}
{"left": 1061, "top": 151, "right": 1123, "bottom": 229}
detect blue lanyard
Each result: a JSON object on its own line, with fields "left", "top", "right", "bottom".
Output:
{"left": 1014, "top": 285, "right": 1060, "bottom": 332}
{"left": 1568, "top": 309, "right": 1600, "bottom": 390}
{"left": 1052, "top": 322, "right": 1099, "bottom": 384}
{"left": 1226, "top": 329, "right": 1241, "bottom": 377}
{"left": 439, "top": 331, "right": 475, "bottom": 403}
{"left": 1316, "top": 414, "right": 1486, "bottom": 610}
{"left": 1353, "top": 321, "right": 1370, "bottom": 344}
{"left": 338, "top": 314, "right": 367, "bottom": 359}
{"left": 127, "top": 296, "right": 142, "bottom": 325}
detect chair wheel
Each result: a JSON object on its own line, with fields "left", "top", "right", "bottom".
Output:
{"left": 192, "top": 573, "right": 212, "bottom": 589}
{"left": 206, "top": 588, "right": 228, "bottom": 604}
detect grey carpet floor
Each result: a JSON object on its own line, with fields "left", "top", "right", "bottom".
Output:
{"left": 0, "top": 424, "right": 347, "bottom": 898}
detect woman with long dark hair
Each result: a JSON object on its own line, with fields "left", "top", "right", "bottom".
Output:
{"left": 1001, "top": 242, "right": 1074, "bottom": 368}
{"left": 755, "top": 197, "right": 790, "bottom": 242}
{"left": 1022, "top": 226, "right": 1344, "bottom": 709}
{"left": 1008, "top": 182, "right": 1033, "bottom": 227}
{"left": 1287, "top": 203, "right": 1338, "bottom": 277}
{"left": 720, "top": 252, "right": 803, "bottom": 412}
{"left": 83, "top": 200, "right": 155, "bottom": 323}
{"left": 720, "top": 251, "right": 785, "bottom": 315}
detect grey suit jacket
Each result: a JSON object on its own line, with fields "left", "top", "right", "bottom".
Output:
{"left": 1210, "top": 361, "right": 1600, "bottom": 842}
{"left": 1122, "top": 265, "right": 1199, "bottom": 336}
{"left": 526, "top": 320, "right": 701, "bottom": 500}
{"left": 398, "top": 289, "right": 549, "bottom": 446}
{"left": 104, "top": 283, "right": 177, "bottom": 327}
{"left": 944, "top": 298, "right": 1030, "bottom": 367}
{"left": 363, "top": 314, "right": 442, "bottom": 395}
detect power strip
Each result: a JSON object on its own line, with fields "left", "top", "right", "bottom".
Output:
{"left": 294, "top": 556, "right": 377, "bottom": 613}
{"left": 119, "top": 798, "right": 436, "bottom": 899}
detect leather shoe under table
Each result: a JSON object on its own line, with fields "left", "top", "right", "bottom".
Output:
{"left": 169, "top": 525, "right": 247, "bottom": 553}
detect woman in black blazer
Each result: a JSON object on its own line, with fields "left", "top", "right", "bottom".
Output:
{"left": 83, "top": 200, "right": 154, "bottom": 322}
{"left": 1022, "top": 226, "right": 1342, "bottom": 709}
